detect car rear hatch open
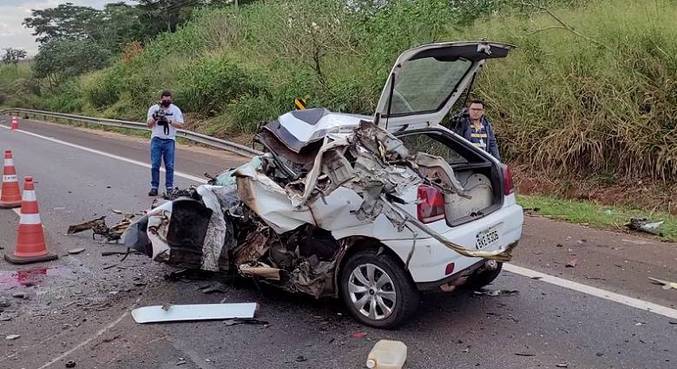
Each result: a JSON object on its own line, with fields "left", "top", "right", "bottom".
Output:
{"left": 373, "top": 41, "right": 514, "bottom": 133}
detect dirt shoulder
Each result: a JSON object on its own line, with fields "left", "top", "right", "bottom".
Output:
{"left": 513, "top": 165, "right": 676, "bottom": 215}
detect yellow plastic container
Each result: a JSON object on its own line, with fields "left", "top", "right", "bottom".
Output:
{"left": 366, "top": 340, "right": 408, "bottom": 369}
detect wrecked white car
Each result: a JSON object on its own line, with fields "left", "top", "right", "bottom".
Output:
{"left": 124, "top": 41, "right": 523, "bottom": 328}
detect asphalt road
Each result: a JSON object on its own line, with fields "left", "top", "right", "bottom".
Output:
{"left": 0, "top": 116, "right": 675, "bottom": 369}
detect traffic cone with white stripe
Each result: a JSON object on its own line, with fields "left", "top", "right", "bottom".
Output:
{"left": 0, "top": 150, "right": 22, "bottom": 208}
{"left": 10, "top": 116, "right": 18, "bottom": 130}
{"left": 4, "top": 176, "right": 57, "bottom": 264}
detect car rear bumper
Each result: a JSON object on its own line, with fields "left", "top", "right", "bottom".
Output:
{"left": 382, "top": 203, "right": 523, "bottom": 283}
{"left": 415, "top": 241, "right": 518, "bottom": 292}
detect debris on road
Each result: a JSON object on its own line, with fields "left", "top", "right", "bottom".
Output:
{"left": 5, "top": 334, "right": 20, "bottom": 340}
{"left": 473, "top": 289, "right": 519, "bottom": 296}
{"left": 199, "top": 282, "right": 228, "bottom": 294}
{"left": 67, "top": 248, "right": 86, "bottom": 255}
{"left": 565, "top": 258, "right": 578, "bottom": 268}
{"left": 67, "top": 212, "right": 136, "bottom": 242}
{"left": 626, "top": 218, "right": 664, "bottom": 236}
{"left": 0, "top": 297, "right": 10, "bottom": 308}
{"left": 352, "top": 332, "right": 368, "bottom": 339}
{"left": 556, "top": 363, "right": 569, "bottom": 368}
{"left": 514, "top": 352, "right": 535, "bottom": 357}
{"left": 131, "top": 302, "right": 258, "bottom": 324}
{"left": 648, "top": 277, "right": 677, "bottom": 290}
{"left": 65, "top": 360, "right": 76, "bottom": 368}
{"left": 366, "top": 340, "right": 407, "bottom": 369}
{"left": 223, "top": 318, "right": 269, "bottom": 326}
{"left": 11, "top": 292, "right": 27, "bottom": 299}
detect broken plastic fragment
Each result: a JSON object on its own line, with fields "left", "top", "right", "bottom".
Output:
{"left": 648, "top": 277, "right": 677, "bottom": 290}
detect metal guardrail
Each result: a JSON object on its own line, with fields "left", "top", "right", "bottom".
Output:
{"left": 1, "top": 108, "right": 262, "bottom": 157}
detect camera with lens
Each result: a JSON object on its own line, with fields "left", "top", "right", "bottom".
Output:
{"left": 153, "top": 109, "right": 170, "bottom": 134}
{"left": 153, "top": 109, "right": 169, "bottom": 126}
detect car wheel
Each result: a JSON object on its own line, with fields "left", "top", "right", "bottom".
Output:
{"left": 466, "top": 260, "right": 503, "bottom": 290}
{"left": 339, "top": 249, "right": 419, "bottom": 329}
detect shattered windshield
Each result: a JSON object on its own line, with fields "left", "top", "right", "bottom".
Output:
{"left": 386, "top": 57, "right": 472, "bottom": 116}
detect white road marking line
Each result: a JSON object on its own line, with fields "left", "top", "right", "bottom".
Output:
{"left": 504, "top": 263, "right": 677, "bottom": 320}
{"left": 0, "top": 125, "right": 207, "bottom": 184}
{"left": 36, "top": 297, "right": 142, "bottom": 369}
{"left": 4, "top": 120, "right": 676, "bottom": 321}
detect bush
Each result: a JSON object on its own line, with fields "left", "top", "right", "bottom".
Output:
{"left": 83, "top": 68, "right": 122, "bottom": 109}
{"left": 41, "top": 79, "right": 84, "bottom": 112}
{"left": 175, "top": 56, "right": 267, "bottom": 116}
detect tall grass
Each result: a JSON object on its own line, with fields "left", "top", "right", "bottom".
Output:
{"left": 471, "top": 0, "right": 677, "bottom": 182}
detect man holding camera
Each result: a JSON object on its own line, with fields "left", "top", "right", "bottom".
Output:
{"left": 146, "top": 90, "right": 184, "bottom": 196}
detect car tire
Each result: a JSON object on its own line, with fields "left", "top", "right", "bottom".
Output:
{"left": 466, "top": 261, "right": 503, "bottom": 290}
{"left": 339, "top": 249, "right": 419, "bottom": 329}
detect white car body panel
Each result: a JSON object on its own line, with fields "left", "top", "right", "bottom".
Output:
{"left": 276, "top": 110, "right": 369, "bottom": 149}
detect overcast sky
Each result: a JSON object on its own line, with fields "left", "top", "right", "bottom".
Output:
{"left": 0, "top": 1, "right": 132, "bottom": 56}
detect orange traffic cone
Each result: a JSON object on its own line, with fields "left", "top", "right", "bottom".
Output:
{"left": 4, "top": 176, "right": 57, "bottom": 264}
{"left": 10, "top": 116, "right": 18, "bottom": 130}
{"left": 0, "top": 150, "right": 22, "bottom": 208}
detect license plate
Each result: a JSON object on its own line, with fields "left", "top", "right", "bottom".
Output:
{"left": 475, "top": 227, "right": 500, "bottom": 249}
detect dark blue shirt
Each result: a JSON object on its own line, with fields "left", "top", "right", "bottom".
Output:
{"left": 455, "top": 116, "right": 501, "bottom": 160}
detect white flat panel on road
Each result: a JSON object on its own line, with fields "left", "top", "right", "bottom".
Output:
{"left": 132, "top": 303, "right": 258, "bottom": 323}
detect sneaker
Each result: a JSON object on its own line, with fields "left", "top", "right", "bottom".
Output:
{"left": 148, "top": 188, "right": 158, "bottom": 197}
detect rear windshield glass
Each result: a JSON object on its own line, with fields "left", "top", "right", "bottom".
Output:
{"left": 386, "top": 58, "right": 472, "bottom": 116}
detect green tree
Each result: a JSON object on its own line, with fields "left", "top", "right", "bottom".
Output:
{"left": 136, "top": 0, "right": 199, "bottom": 35}
{"left": 33, "top": 39, "right": 112, "bottom": 88}
{"left": 99, "top": 2, "right": 144, "bottom": 51}
{"left": 23, "top": 3, "right": 103, "bottom": 45}
{"left": 2, "top": 48, "right": 28, "bottom": 64}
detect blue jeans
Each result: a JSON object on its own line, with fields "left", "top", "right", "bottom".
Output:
{"left": 150, "top": 137, "right": 175, "bottom": 190}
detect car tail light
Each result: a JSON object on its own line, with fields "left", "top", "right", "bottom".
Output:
{"left": 445, "top": 262, "right": 455, "bottom": 275}
{"left": 502, "top": 165, "right": 515, "bottom": 195}
{"left": 417, "top": 185, "right": 445, "bottom": 223}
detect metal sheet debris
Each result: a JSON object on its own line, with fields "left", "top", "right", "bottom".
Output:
{"left": 67, "top": 212, "right": 136, "bottom": 242}
{"left": 626, "top": 218, "right": 664, "bottom": 236}
{"left": 131, "top": 303, "right": 258, "bottom": 324}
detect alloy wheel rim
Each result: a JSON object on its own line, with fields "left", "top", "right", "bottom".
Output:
{"left": 348, "top": 263, "right": 396, "bottom": 320}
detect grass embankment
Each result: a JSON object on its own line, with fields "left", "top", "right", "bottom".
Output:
{"left": 519, "top": 195, "right": 677, "bottom": 242}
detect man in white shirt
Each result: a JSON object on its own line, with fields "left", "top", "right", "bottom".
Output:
{"left": 146, "top": 90, "right": 184, "bottom": 196}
